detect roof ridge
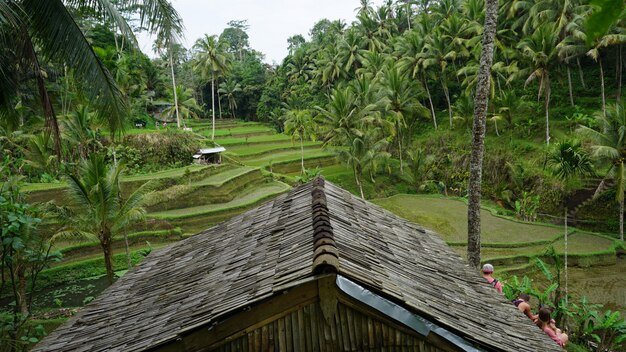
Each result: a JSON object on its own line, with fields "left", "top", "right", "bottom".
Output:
{"left": 311, "top": 177, "right": 339, "bottom": 274}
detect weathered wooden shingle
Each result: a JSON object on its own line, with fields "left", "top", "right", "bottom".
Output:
{"left": 34, "top": 180, "right": 561, "bottom": 352}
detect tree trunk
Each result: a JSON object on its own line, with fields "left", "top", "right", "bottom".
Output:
{"left": 577, "top": 58, "right": 586, "bottom": 88}
{"left": 618, "top": 45, "right": 622, "bottom": 102}
{"left": 398, "top": 126, "right": 404, "bottom": 175}
{"left": 354, "top": 165, "right": 364, "bottom": 199}
{"left": 36, "top": 72, "right": 62, "bottom": 160}
{"left": 467, "top": 0, "right": 498, "bottom": 270}
{"left": 169, "top": 51, "right": 180, "bottom": 129}
{"left": 619, "top": 198, "right": 624, "bottom": 241}
{"left": 567, "top": 66, "right": 574, "bottom": 106}
{"left": 545, "top": 74, "right": 551, "bottom": 146}
{"left": 17, "top": 266, "right": 28, "bottom": 316}
{"left": 600, "top": 58, "right": 606, "bottom": 118}
{"left": 218, "top": 85, "right": 223, "bottom": 119}
{"left": 443, "top": 80, "right": 453, "bottom": 128}
{"left": 211, "top": 73, "right": 216, "bottom": 141}
{"left": 124, "top": 231, "right": 132, "bottom": 270}
{"left": 563, "top": 207, "right": 568, "bottom": 306}
{"left": 494, "top": 119, "right": 499, "bottom": 136}
{"left": 26, "top": 36, "right": 62, "bottom": 160}
{"left": 101, "top": 233, "right": 114, "bottom": 286}
{"left": 300, "top": 134, "right": 305, "bottom": 174}
{"left": 424, "top": 78, "right": 437, "bottom": 129}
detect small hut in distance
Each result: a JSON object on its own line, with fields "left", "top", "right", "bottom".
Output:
{"left": 193, "top": 146, "right": 226, "bottom": 164}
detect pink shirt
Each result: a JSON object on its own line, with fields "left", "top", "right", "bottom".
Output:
{"left": 543, "top": 325, "right": 565, "bottom": 347}
{"left": 485, "top": 276, "right": 503, "bottom": 293}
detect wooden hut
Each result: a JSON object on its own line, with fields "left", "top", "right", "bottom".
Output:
{"left": 33, "top": 179, "right": 561, "bottom": 352}
{"left": 193, "top": 147, "right": 226, "bottom": 164}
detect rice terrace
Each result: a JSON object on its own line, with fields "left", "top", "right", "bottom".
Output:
{"left": 1, "top": 0, "right": 626, "bottom": 351}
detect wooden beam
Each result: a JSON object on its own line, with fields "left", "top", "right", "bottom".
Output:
{"left": 318, "top": 275, "right": 338, "bottom": 324}
{"left": 178, "top": 280, "right": 319, "bottom": 352}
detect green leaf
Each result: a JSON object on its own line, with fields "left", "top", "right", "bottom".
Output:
{"left": 586, "top": 0, "right": 625, "bottom": 45}
{"left": 28, "top": 337, "right": 39, "bottom": 343}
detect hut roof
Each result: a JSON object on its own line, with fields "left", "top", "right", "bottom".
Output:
{"left": 34, "top": 179, "right": 561, "bottom": 352}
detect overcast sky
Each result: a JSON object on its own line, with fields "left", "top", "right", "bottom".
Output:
{"left": 137, "top": 0, "right": 384, "bottom": 64}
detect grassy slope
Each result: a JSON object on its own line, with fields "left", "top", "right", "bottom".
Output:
{"left": 191, "top": 166, "right": 258, "bottom": 186}
{"left": 149, "top": 181, "right": 290, "bottom": 219}
{"left": 372, "top": 194, "right": 564, "bottom": 243}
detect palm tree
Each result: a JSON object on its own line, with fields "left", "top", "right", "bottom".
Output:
{"left": 467, "top": 0, "right": 499, "bottom": 270}
{"left": 55, "top": 154, "right": 147, "bottom": 285}
{"left": 162, "top": 85, "right": 201, "bottom": 124}
{"left": 284, "top": 109, "right": 314, "bottom": 174}
{"left": 193, "top": 34, "right": 230, "bottom": 140}
{"left": 547, "top": 140, "right": 594, "bottom": 182}
{"left": 218, "top": 80, "right": 242, "bottom": 119}
{"left": 516, "top": 23, "right": 559, "bottom": 145}
{"left": 420, "top": 28, "right": 456, "bottom": 127}
{"left": 397, "top": 29, "right": 438, "bottom": 129}
{"left": 578, "top": 102, "right": 626, "bottom": 241}
{"left": 0, "top": 0, "right": 183, "bottom": 158}
{"left": 317, "top": 87, "right": 378, "bottom": 198}
{"left": 380, "top": 63, "right": 428, "bottom": 174}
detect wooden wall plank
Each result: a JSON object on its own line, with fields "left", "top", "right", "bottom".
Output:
{"left": 208, "top": 300, "right": 456, "bottom": 352}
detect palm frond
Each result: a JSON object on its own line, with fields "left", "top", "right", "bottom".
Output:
{"left": 23, "top": 0, "right": 126, "bottom": 136}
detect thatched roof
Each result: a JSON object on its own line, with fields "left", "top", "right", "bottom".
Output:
{"left": 34, "top": 179, "right": 560, "bottom": 352}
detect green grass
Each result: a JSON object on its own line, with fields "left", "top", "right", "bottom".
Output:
{"left": 124, "top": 164, "right": 207, "bottom": 182}
{"left": 191, "top": 166, "right": 258, "bottom": 186}
{"left": 21, "top": 182, "right": 66, "bottom": 192}
{"left": 371, "top": 194, "right": 563, "bottom": 243}
{"left": 218, "top": 134, "right": 291, "bottom": 146}
{"left": 245, "top": 149, "right": 333, "bottom": 167}
{"left": 450, "top": 232, "right": 615, "bottom": 260}
{"left": 197, "top": 125, "right": 275, "bottom": 138}
{"left": 150, "top": 181, "right": 290, "bottom": 219}
{"left": 226, "top": 141, "right": 322, "bottom": 156}
{"left": 22, "top": 165, "right": 209, "bottom": 192}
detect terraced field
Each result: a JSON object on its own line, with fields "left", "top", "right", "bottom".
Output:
{"left": 25, "top": 119, "right": 336, "bottom": 268}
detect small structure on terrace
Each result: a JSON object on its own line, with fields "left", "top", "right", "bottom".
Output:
{"left": 33, "top": 178, "right": 561, "bottom": 352}
{"left": 192, "top": 146, "right": 226, "bottom": 164}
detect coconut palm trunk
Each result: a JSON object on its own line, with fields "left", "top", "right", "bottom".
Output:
{"left": 545, "top": 74, "right": 551, "bottom": 145}
{"left": 467, "top": 0, "right": 498, "bottom": 270}
{"left": 442, "top": 79, "right": 453, "bottom": 128}
{"left": 567, "top": 66, "right": 574, "bottom": 106}
{"left": 618, "top": 45, "right": 622, "bottom": 102}
{"left": 300, "top": 134, "right": 305, "bottom": 174}
{"left": 211, "top": 72, "right": 216, "bottom": 140}
{"left": 577, "top": 58, "right": 587, "bottom": 88}
{"left": 600, "top": 58, "right": 606, "bottom": 117}
{"left": 423, "top": 78, "right": 438, "bottom": 129}
{"left": 169, "top": 50, "right": 181, "bottom": 129}
{"left": 101, "top": 229, "right": 114, "bottom": 285}
{"left": 619, "top": 197, "right": 624, "bottom": 241}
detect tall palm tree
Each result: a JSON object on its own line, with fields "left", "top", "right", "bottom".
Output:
{"left": 193, "top": 34, "right": 230, "bottom": 140}
{"left": 55, "top": 154, "right": 147, "bottom": 285}
{"left": 284, "top": 109, "right": 314, "bottom": 174}
{"left": 162, "top": 85, "right": 201, "bottom": 124}
{"left": 380, "top": 63, "right": 427, "bottom": 174}
{"left": 467, "top": 0, "right": 499, "bottom": 270}
{"left": 317, "top": 87, "right": 378, "bottom": 198}
{"left": 420, "top": 28, "right": 456, "bottom": 128}
{"left": 218, "top": 80, "right": 242, "bottom": 119}
{"left": 578, "top": 102, "right": 626, "bottom": 241}
{"left": 516, "top": 23, "right": 559, "bottom": 145}
{"left": 0, "top": 0, "right": 183, "bottom": 158}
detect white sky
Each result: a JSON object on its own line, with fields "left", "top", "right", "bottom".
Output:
{"left": 137, "top": 0, "right": 385, "bottom": 64}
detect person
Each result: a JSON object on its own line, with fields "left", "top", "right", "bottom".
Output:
{"left": 481, "top": 263, "right": 503, "bottom": 293}
{"left": 512, "top": 293, "right": 537, "bottom": 320}
{"left": 536, "top": 308, "right": 568, "bottom": 348}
